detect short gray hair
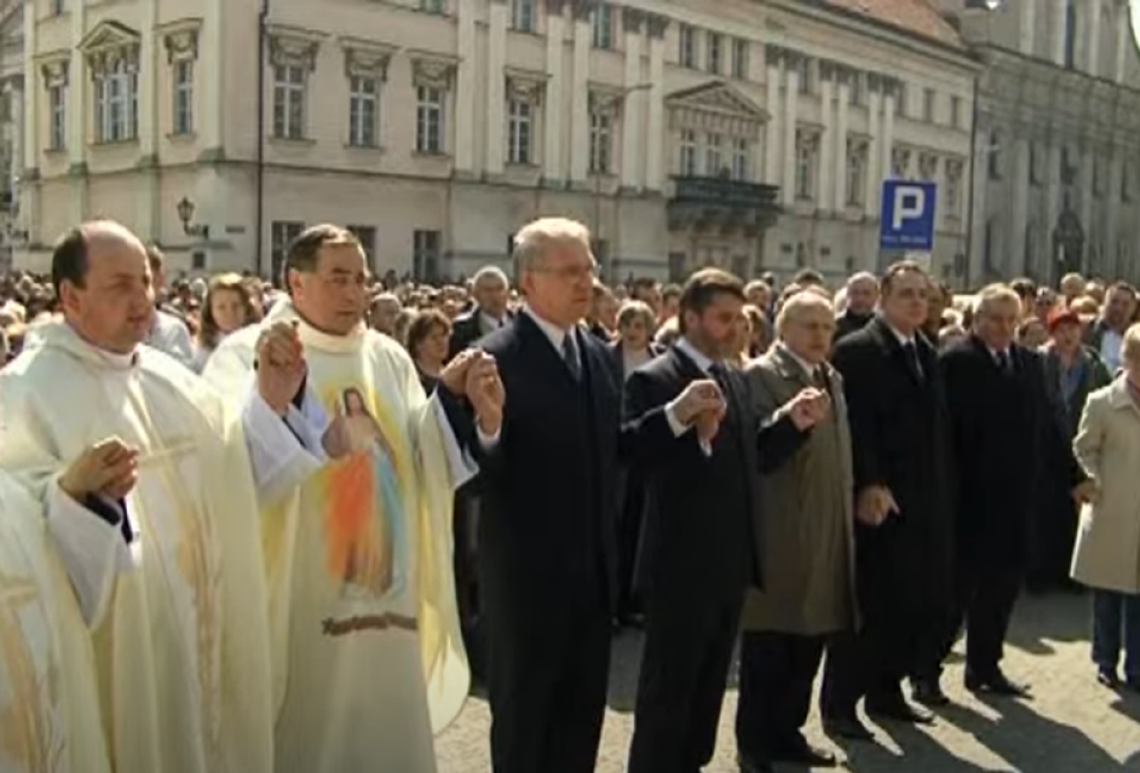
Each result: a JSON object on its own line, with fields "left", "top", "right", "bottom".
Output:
{"left": 846, "top": 271, "right": 878, "bottom": 289}
{"left": 776, "top": 287, "right": 834, "bottom": 337}
{"left": 513, "top": 217, "right": 593, "bottom": 274}
{"left": 473, "top": 265, "right": 509, "bottom": 290}
{"left": 973, "top": 283, "right": 1021, "bottom": 317}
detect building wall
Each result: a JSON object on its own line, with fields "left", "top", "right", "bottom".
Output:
{"left": 14, "top": 0, "right": 978, "bottom": 287}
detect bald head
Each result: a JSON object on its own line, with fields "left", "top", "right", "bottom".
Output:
{"left": 52, "top": 220, "right": 146, "bottom": 297}
{"left": 845, "top": 271, "right": 879, "bottom": 315}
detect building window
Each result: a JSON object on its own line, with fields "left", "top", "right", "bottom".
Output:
{"left": 1064, "top": 0, "right": 1077, "bottom": 68}
{"left": 511, "top": 0, "right": 535, "bottom": 32}
{"left": 894, "top": 84, "right": 906, "bottom": 117}
{"left": 849, "top": 74, "right": 865, "bottom": 106}
{"left": 946, "top": 159, "right": 963, "bottom": 217}
{"left": 707, "top": 33, "right": 722, "bottom": 75}
{"left": 892, "top": 147, "right": 911, "bottom": 178}
{"left": 349, "top": 76, "right": 379, "bottom": 147}
{"left": 50, "top": 0, "right": 65, "bottom": 14}
{"left": 413, "top": 229, "right": 442, "bottom": 281}
{"left": 732, "top": 39, "right": 748, "bottom": 79}
{"left": 273, "top": 65, "right": 306, "bottom": 139}
{"left": 592, "top": 3, "right": 614, "bottom": 49}
{"left": 416, "top": 85, "right": 445, "bottom": 153}
{"left": 679, "top": 129, "right": 696, "bottom": 175}
{"left": 795, "top": 131, "right": 815, "bottom": 200}
{"left": 705, "top": 133, "right": 724, "bottom": 176}
{"left": 589, "top": 110, "right": 613, "bottom": 174}
{"left": 48, "top": 84, "right": 66, "bottom": 150}
{"left": 172, "top": 59, "right": 193, "bottom": 135}
{"left": 923, "top": 88, "right": 935, "bottom": 122}
{"left": 271, "top": 221, "right": 304, "bottom": 281}
{"left": 919, "top": 153, "right": 937, "bottom": 181}
{"left": 988, "top": 131, "right": 1002, "bottom": 179}
{"left": 731, "top": 137, "right": 749, "bottom": 181}
{"left": 347, "top": 225, "right": 377, "bottom": 266}
{"left": 507, "top": 97, "right": 533, "bottom": 164}
{"left": 421, "top": 0, "right": 446, "bottom": 14}
{"left": 846, "top": 141, "right": 865, "bottom": 206}
{"left": 94, "top": 60, "right": 138, "bottom": 143}
{"left": 795, "top": 58, "right": 810, "bottom": 95}
{"left": 679, "top": 25, "right": 697, "bottom": 68}
{"left": 950, "top": 95, "right": 961, "bottom": 128}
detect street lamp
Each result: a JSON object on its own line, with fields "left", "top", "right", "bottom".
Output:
{"left": 176, "top": 196, "right": 209, "bottom": 239}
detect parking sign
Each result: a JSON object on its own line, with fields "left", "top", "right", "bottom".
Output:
{"left": 880, "top": 180, "right": 937, "bottom": 251}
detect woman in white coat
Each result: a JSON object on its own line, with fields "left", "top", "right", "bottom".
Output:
{"left": 1072, "top": 323, "right": 1140, "bottom": 689}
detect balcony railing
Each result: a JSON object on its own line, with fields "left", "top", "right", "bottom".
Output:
{"left": 670, "top": 176, "right": 780, "bottom": 209}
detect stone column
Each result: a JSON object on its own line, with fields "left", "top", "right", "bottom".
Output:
{"left": 485, "top": 0, "right": 508, "bottom": 177}
{"left": 1046, "top": 143, "right": 1062, "bottom": 275}
{"left": 881, "top": 89, "right": 896, "bottom": 184}
{"left": 1019, "top": 0, "right": 1036, "bottom": 54}
{"left": 1116, "top": 11, "right": 1129, "bottom": 83}
{"left": 1049, "top": 0, "right": 1067, "bottom": 66}
{"left": 763, "top": 47, "right": 781, "bottom": 187}
{"left": 644, "top": 15, "right": 666, "bottom": 191}
{"left": 22, "top": 6, "right": 41, "bottom": 249}
{"left": 1107, "top": 150, "right": 1122, "bottom": 276}
{"left": 1079, "top": 149, "right": 1094, "bottom": 271}
{"left": 817, "top": 64, "right": 834, "bottom": 214}
{"left": 781, "top": 56, "right": 799, "bottom": 207}
{"left": 69, "top": 5, "right": 88, "bottom": 225}
{"left": 455, "top": 0, "right": 478, "bottom": 174}
{"left": 1011, "top": 137, "right": 1030, "bottom": 273}
{"left": 10, "top": 79, "right": 22, "bottom": 189}
{"left": 620, "top": 8, "right": 643, "bottom": 191}
{"left": 1085, "top": 0, "right": 1102, "bottom": 76}
{"left": 568, "top": 0, "right": 591, "bottom": 186}
{"left": 834, "top": 74, "right": 850, "bottom": 212}
{"left": 866, "top": 78, "right": 881, "bottom": 214}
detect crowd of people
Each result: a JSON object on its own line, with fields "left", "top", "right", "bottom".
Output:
{"left": 2, "top": 214, "right": 1140, "bottom": 773}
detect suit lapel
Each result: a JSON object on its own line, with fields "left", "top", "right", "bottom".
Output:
{"left": 516, "top": 313, "right": 577, "bottom": 385}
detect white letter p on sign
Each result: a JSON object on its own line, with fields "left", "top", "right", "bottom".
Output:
{"left": 891, "top": 186, "right": 926, "bottom": 231}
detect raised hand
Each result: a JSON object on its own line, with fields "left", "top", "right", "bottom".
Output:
{"left": 440, "top": 349, "right": 479, "bottom": 396}
{"left": 673, "top": 380, "right": 725, "bottom": 426}
{"left": 257, "top": 320, "right": 307, "bottom": 415}
{"left": 60, "top": 437, "right": 140, "bottom": 504}
{"left": 465, "top": 351, "right": 505, "bottom": 435}
{"left": 786, "top": 387, "right": 831, "bottom": 431}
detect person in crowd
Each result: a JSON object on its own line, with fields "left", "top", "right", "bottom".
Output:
{"left": 822, "top": 260, "right": 955, "bottom": 737}
{"left": 834, "top": 272, "right": 878, "bottom": 344}
{"left": 0, "top": 468, "right": 112, "bottom": 773}
{"left": 1010, "top": 277, "right": 1037, "bottom": 320}
{"left": 745, "top": 280, "right": 774, "bottom": 315}
{"left": 610, "top": 300, "right": 659, "bottom": 381}
{"left": 393, "top": 307, "right": 417, "bottom": 347}
{"left": 630, "top": 276, "right": 662, "bottom": 317}
{"left": 1034, "top": 287, "right": 1060, "bottom": 323}
{"left": 736, "top": 290, "right": 855, "bottom": 772}
{"left": 369, "top": 292, "right": 403, "bottom": 337}
{"left": 143, "top": 244, "right": 195, "bottom": 367}
{"left": 205, "top": 224, "right": 492, "bottom": 773}
{"left": 1017, "top": 316, "right": 1049, "bottom": 350}
{"left": 193, "top": 272, "right": 258, "bottom": 372}
{"left": 938, "top": 285, "right": 1092, "bottom": 700}
{"left": 449, "top": 266, "right": 511, "bottom": 357}
{"left": 1087, "top": 280, "right": 1108, "bottom": 306}
{"left": 744, "top": 304, "right": 772, "bottom": 359}
{"left": 938, "top": 323, "right": 968, "bottom": 349}
{"left": 1032, "top": 308, "right": 1112, "bottom": 591}
{"left": 0, "top": 220, "right": 288, "bottom": 773}
{"left": 458, "top": 218, "right": 723, "bottom": 773}
{"left": 1060, "top": 272, "right": 1087, "bottom": 306}
{"left": 625, "top": 269, "right": 829, "bottom": 773}
{"left": 1085, "top": 282, "right": 1138, "bottom": 374}
{"left": 793, "top": 269, "right": 826, "bottom": 289}
{"left": 589, "top": 280, "right": 620, "bottom": 341}
{"left": 1071, "top": 323, "right": 1140, "bottom": 689}
{"left": 660, "top": 283, "right": 682, "bottom": 325}
{"left": 407, "top": 307, "right": 454, "bottom": 392}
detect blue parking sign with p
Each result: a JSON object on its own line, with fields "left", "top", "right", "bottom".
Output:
{"left": 880, "top": 180, "right": 937, "bottom": 251}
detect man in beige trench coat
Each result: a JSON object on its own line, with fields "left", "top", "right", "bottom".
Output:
{"left": 734, "top": 289, "right": 858, "bottom": 773}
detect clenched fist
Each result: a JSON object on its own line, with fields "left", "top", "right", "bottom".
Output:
{"left": 465, "top": 351, "right": 505, "bottom": 435}
{"left": 785, "top": 387, "right": 831, "bottom": 431}
{"left": 257, "top": 320, "right": 307, "bottom": 415}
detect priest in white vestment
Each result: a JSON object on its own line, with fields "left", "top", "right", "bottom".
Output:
{"left": 204, "top": 224, "right": 504, "bottom": 773}
{"left": 0, "top": 221, "right": 323, "bottom": 773}
{"left": 0, "top": 470, "right": 110, "bottom": 773}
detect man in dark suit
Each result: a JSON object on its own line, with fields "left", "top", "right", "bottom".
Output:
{"left": 822, "top": 261, "right": 955, "bottom": 739}
{"left": 458, "top": 219, "right": 728, "bottom": 773}
{"left": 938, "top": 284, "right": 1093, "bottom": 696}
{"left": 448, "top": 265, "right": 511, "bottom": 358}
{"left": 833, "top": 271, "right": 878, "bottom": 345}
{"left": 624, "top": 269, "right": 831, "bottom": 773}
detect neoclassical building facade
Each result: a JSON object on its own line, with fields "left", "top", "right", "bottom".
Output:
{"left": 953, "top": 0, "right": 1140, "bottom": 285}
{"left": 10, "top": 0, "right": 978, "bottom": 284}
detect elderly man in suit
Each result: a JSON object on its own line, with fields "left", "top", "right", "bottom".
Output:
{"left": 735, "top": 288, "right": 856, "bottom": 772}
{"left": 449, "top": 265, "right": 511, "bottom": 358}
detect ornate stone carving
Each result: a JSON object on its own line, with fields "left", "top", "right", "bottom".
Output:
{"left": 892, "top": 147, "right": 912, "bottom": 177}
{"left": 544, "top": 0, "right": 567, "bottom": 15}
{"left": 79, "top": 20, "right": 141, "bottom": 75}
{"left": 269, "top": 28, "right": 323, "bottom": 71}
{"left": 622, "top": 7, "right": 644, "bottom": 33}
{"left": 341, "top": 41, "right": 394, "bottom": 81}
{"left": 647, "top": 13, "right": 669, "bottom": 39}
{"left": 162, "top": 21, "right": 201, "bottom": 64}
{"left": 918, "top": 153, "right": 938, "bottom": 180}
{"left": 867, "top": 72, "right": 882, "bottom": 93}
{"left": 40, "top": 58, "right": 69, "bottom": 89}
{"left": 765, "top": 44, "right": 784, "bottom": 67}
{"left": 412, "top": 57, "right": 456, "bottom": 90}
{"left": 507, "top": 74, "right": 544, "bottom": 103}
{"left": 571, "top": 0, "right": 594, "bottom": 21}
{"left": 589, "top": 90, "right": 621, "bottom": 115}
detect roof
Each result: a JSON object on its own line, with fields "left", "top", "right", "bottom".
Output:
{"left": 816, "top": 0, "right": 967, "bottom": 50}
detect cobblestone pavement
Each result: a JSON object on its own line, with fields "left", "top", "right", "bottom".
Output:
{"left": 436, "top": 592, "right": 1140, "bottom": 772}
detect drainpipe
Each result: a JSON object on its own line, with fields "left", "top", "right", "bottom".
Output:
{"left": 255, "top": 0, "right": 269, "bottom": 278}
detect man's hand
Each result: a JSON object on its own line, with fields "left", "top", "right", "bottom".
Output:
{"left": 60, "top": 437, "right": 140, "bottom": 504}
{"left": 786, "top": 387, "right": 831, "bottom": 431}
{"left": 465, "top": 352, "right": 505, "bottom": 435}
{"left": 322, "top": 404, "right": 352, "bottom": 460}
{"left": 257, "top": 321, "right": 306, "bottom": 415}
{"left": 672, "top": 380, "right": 725, "bottom": 427}
{"left": 440, "top": 349, "right": 479, "bottom": 396}
{"left": 855, "top": 485, "right": 899, "bottom": 527}
{"left": 1072, "top": 479, "right": 1097, "bottom": 505}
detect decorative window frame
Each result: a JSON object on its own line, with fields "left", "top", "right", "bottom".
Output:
{"left": 267, "top": 24, "right": 326, "bottom": 73}
{"left": 160, "top": 18, "right": 202, "bottom": 64}
{"left": 505, "top": 68, "right": 547, "bottom": 167}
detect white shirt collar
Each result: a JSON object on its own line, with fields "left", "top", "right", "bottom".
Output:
{"left": 522, "top": 304, "right": 571, "bottom": 353}
{"left": 881, "top": 317, "right": 917, "bottom": 347}
{"left": 779, "top": 342, "right": 820, "bottom": 378}
{"left": 676, "top": 336, "right": 717, "bottom": 375}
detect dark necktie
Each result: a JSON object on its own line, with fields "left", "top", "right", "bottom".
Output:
{"left": 813, "top": 366, "right": 831, "bottom": 397}
{"left": 997, "top": 350, "right": 1012, "bottom": 375}
{"left": 902, "top": 341, "right": 924, "bottom": 383}
{"left": 562, "top": 331, "right": 581, "bottom": 381}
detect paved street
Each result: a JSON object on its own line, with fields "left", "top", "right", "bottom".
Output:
{"left": 436, "top": 592, "right": 1140, "bottom": 772}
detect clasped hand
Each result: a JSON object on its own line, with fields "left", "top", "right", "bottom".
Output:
{"left": 443, "top": 349, "right": 506, "bottom": 436}
{"left": 61, "top": 436, "right": 140, "bottom": 504}
{"left": 257, "top": 320, "right": 307, "bottom": 416}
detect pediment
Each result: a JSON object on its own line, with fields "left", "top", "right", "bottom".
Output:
{"left": 78, "top": 20, "right": 141, "bottom": 54}
{"left": 666, "top": 81, "right": 768, "bottom": 121}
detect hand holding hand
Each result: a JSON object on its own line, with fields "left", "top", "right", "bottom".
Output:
{"left": 1072, "top": 479, "right": 1097, "bottom": 505}
{"left": 464, "top": 351, "right": 505, "bottom": 435}
{"left": 855, "top": 485, "right": 898, "bottom": 527}
{"left": 257, "top": 321, "right": 306, "bottom": 415}
{"left": 673, "top": 380, "right": 725, "bottom": 427}
{"left": 322, "top": 405, "right": 352, "bottom": 460}
{"left": 786, "top": 387, "right": 831, "bottom": 431}
{"left": 60, "top": 437, "right": 140, "bottom": 504}
{"left": 440, "top": 349, "right": 479, "bottom": 396}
